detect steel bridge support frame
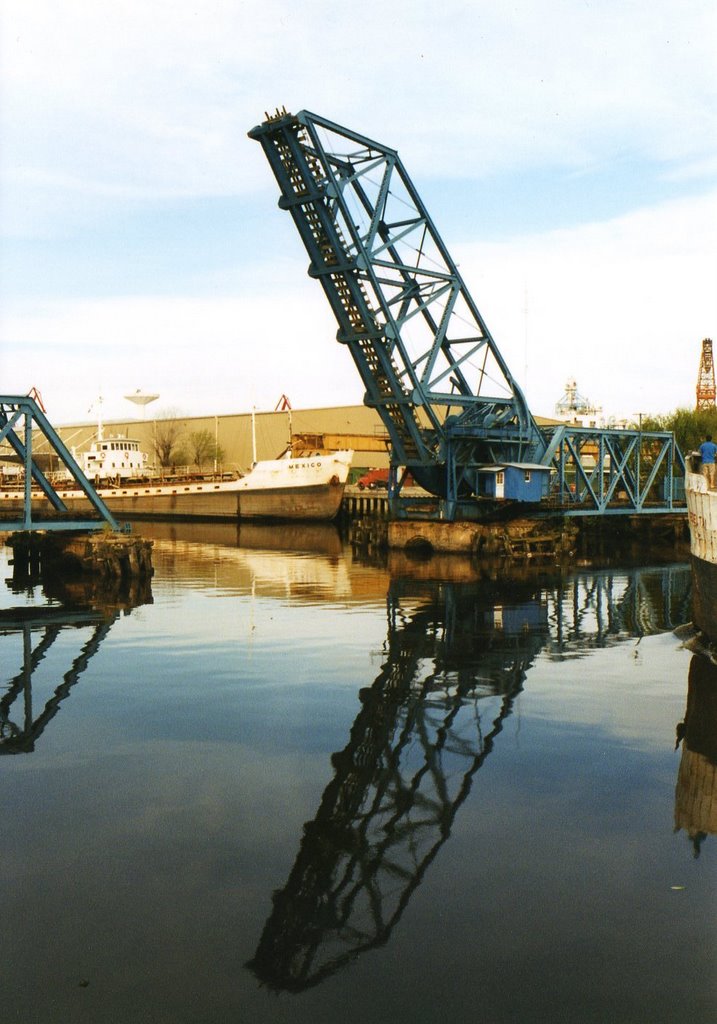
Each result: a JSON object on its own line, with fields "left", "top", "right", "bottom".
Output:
{"left": 249, "top": 109, "right": 545, "bottom": 494}
{"left": 251, "top": 109, "right": 685, "bottom": 522}
{"left": 1, "top": 614, "right": 114, "bottom": 754}
{"left": 541, "top": 424, "right": 685, "bottom": 516}
{"left": 0, "top": 395, "right": 121, "bottom": 532}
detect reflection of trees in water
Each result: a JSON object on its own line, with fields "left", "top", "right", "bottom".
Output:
{"left": 674, "top": 654, "right": 717, "bottom": 858}
{"left": 248, "top": 563, "right": 693, "bottom": 993}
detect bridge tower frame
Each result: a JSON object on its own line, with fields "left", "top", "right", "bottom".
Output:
{"left": 249, "top": 109, "right": 545, "bottom": 504}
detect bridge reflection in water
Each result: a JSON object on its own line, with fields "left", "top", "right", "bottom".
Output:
{"left": 248, "top": 562, "right": 693, "bottom": 993}
{"left": 0, "top": 573, "right": 152, "bottom": 755}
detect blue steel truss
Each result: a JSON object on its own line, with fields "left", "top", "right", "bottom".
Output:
{"left": 541, "top": 424, "right": 685, "bottom": 516}
{"left": 250, "top": 110, "right": 685, "bottom": 518}
{"left": 249, "top": 109, "right": 544, "bottom": 498}
{"left": 0, "top": 395, "right": 121, "bottom": 533}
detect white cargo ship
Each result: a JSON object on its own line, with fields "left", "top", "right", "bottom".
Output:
{"left": 1, "top": 446, "right": 354, "bottom": 523}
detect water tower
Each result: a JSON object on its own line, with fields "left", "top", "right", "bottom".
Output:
{"left": 124, "top": 390, "right": 159, "bottom": 418}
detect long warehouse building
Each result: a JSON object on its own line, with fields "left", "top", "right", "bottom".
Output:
{"left": 39, "top": 404, "right": 394, "bottom": 480}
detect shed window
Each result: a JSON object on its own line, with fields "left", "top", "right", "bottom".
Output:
{"left": 496, "top": 472, "right": 504, "bottom": 484}
{"left": 524, "top": 471, "right": 532, "bottom": 482}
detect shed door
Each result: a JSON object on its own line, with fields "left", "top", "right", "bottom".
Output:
{"left": 495, "top": 471, "right": 505, "bottom": 499}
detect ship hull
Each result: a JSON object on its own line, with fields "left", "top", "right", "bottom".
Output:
{"left": 690, "top": 554, "right": 717, "bottom": 641}
{"left": 0, "top": 452, "right": 352, "bottom": 523}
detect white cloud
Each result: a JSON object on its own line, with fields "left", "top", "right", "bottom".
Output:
{"left": 3, "top": 188, "right": 714, "bottom": 425}
{"left": 1, "top": 1, "right": 715, "bottom": 427}
{"left": 0, "top": 289, "right": 364, "bottom": 423}
{"left": 456, "top": 188, "right": 717, "bottom": 419}
{"left": 1, "top": 0, "right": 716, "bottom": 234}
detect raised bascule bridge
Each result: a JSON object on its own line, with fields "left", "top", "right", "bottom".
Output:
{"left": 249, "top": 109, "right": 685, "bottom": 524}
{"left": 246, "top": 576, "right": 550, "bottom": 992}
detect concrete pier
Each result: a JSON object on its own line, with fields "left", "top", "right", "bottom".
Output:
{"left": 347, "top": 508, "right": 688, "bottom": 560}
{"left": 387, "top": 517, "right": 578, "bottom": 558}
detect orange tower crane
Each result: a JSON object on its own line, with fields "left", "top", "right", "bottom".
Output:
{"left": 696, "top": 338, "right": 716, "bottom": 409}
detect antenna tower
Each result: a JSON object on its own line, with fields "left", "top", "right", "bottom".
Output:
{"left": 696, "top": 338, "right": 716, "bottom": 409}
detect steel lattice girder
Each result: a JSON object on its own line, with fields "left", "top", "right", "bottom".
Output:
{"left": 541, "top": 425, "right": 685, "bottom": 515}
{"left": 249, "top": 110, "right": 544, "bottom": 485}
{"left": 0, "top": 395, "right": 120, "bottom": 532}
{"left": 247, "top": 579, "right": 528, "bottom": 991}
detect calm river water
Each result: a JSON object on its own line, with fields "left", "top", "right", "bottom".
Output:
{"left": 1, "top": 521, "right": 715, "bottom": 1023}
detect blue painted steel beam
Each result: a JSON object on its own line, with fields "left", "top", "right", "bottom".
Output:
{"left": 0, "top": 519, "right": 122, "bottom": 533}
{"left": 540, "top": 425, "right": 685, "bottom": 516}
{"left": 249, "top": 110, "right": 546, "bottom": 501}
{"left": 0, "top": 395, "right": 122, "bottom": 533}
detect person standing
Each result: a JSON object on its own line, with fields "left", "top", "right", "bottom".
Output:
{"left": 699, "top": 434, "right": 717, "bottom": 489}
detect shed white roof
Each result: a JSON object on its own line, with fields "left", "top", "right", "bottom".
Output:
{"left": 477, "top": 463, "right": 551, "bottom": 473}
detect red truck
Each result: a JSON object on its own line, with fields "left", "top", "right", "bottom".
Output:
{"left": 356, "top": 468, "right": 414, "bottom": 490}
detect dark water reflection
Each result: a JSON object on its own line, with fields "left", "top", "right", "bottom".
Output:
{"left": 1, "top": 523, "right": 715, "bottom": 1023}
{"left": 1, "top": 568, "right": 152, "bottom": 756}
{"left": 247, "top": 577, "right": 547, "bottom": 993}
{"left": 675, "top": 654, "right": 717, "bottom": 859}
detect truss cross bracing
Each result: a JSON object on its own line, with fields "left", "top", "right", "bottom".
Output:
{"left": 1, "top": 612, "right": 114, "bottom": 754}
{"left": 0, "top": 395, "right": 120, "bottom": 533}
{"left": 540, "top": 424, "right": 685, "bottom": 516}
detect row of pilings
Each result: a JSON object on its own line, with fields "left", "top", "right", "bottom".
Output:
{"left": 6, "top": 529, "right": 154, "bottom": 591}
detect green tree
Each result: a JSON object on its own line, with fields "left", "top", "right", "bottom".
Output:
{"left": 640, "top": 407, "right": 717, "bottom": 455}
{"left": 187, "top": 429, "right": 224, "bottom": 470}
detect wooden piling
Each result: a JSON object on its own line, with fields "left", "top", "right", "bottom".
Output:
{"left": 6, "top": 531, "right": 154, "bottom": 582}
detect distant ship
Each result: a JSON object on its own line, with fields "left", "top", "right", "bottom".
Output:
{"left": 1, "top": 442, "right": 354, "bottom": 523}
{"left": 685, "top": 455, "right": 717, "bottom": 640}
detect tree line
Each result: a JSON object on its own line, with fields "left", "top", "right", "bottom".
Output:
{"left": 638, "top": 407, "right": 717, "bottom": 456}
{"left": 152, "top": 411, "right": 224, "bottom": 471}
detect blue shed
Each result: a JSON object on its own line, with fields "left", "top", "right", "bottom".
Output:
{"left": 476, "top": 463, "right": 551, "bottom": 502}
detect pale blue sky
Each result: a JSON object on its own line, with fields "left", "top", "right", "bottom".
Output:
{"left": 1, "top": 0, "right": 716, "bottom": 424}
